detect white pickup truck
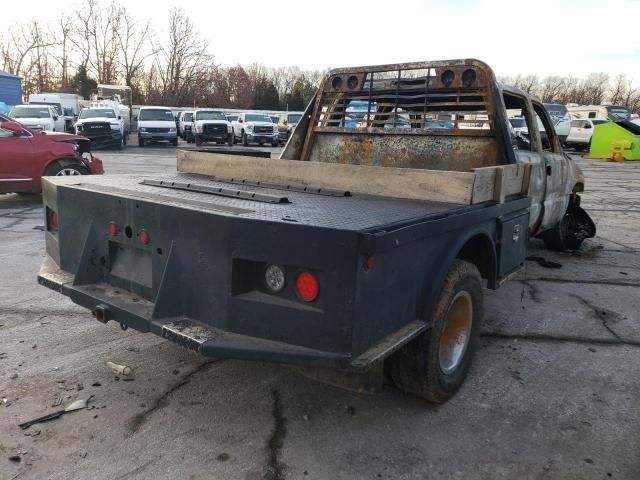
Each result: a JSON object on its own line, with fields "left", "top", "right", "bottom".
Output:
{"left": 565, "top": 118, "right": 609, "bottom": 149}
{"left": 75, "top": 107, "right": 126, "bottom": 149}
{"left": 232, "top": 112, "right": 279, "bottom": 146}
{"left": 9, "top": 104, "right": 65, "bottom": 132}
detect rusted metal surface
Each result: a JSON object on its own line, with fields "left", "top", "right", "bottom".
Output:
{"left": 308, "top": 132, "right": 497, "bottom": 171}
{"left": 283, "top": 59, "right": 502, "bottom": 170}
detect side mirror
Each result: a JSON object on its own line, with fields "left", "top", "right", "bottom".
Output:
{"left": 1, "top": 121, "right": 25, "bottom": 135}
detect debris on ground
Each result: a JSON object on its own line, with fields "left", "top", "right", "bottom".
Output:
{"left": 19, "top": 396, "right": 93, "bottom": 430}
{"left": 526, "top": 256, "right": 562, "bottom": 269}
{"left": 106, "top": 361, "right": 132, "bottom": 376}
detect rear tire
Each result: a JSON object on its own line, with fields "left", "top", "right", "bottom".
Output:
{"left": 387, "top": 259, "right": 483, "bottom": 403}
{"left": 172, "top": 137, "right": 178, "bottom": 147}
{"left": 138, "top": 138, "right": 145, "bottom": 147}
{"left": 195, "top": 135, "right": 202, "bottom": 146}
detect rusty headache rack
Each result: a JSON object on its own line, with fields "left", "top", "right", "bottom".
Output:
{"left": 288, "top": 59, "right": 505, "bottom": 171}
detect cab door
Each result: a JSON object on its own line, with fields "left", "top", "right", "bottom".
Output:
{"left": 0, "top": 124, "right": 36, "bottom": 192}
{"left": 532, "top": 101, "right": 572, "bottom": 231}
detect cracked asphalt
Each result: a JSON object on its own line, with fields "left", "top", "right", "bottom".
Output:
{"left": 1, "top": 143, "right": 639, "bottom": 480}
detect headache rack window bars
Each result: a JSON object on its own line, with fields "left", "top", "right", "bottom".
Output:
{"left": 315, "top": 66, "right": 493, "bottom": 132}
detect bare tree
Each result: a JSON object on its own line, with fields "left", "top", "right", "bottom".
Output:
{"left": 116, "top": 7, "right": 156, "bottom": 88}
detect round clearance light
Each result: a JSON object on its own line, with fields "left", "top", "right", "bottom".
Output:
{"left": 347, "top": 75, "right": 359, "bottom": 89}
{"left": 108, "top": 221, "right": 118, "bottom": 236}
{"left": 462, "top": 68, "right": 477, "bottom": 86}
{"left": 441, "top": 70, "right": 455, "bottom": 86}
{"left": 138, "top": 228, "right": 150, "bottom": 245}
{"left": 295, "top": 271, "right": 319, "bottom": 302}
{"left": 265, "top": 264, "right": 286, "bottom": 293}
{"left": 331, "top": 76, "right": 343, "bottom": 90}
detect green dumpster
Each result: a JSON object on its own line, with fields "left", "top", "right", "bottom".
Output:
{"left": 587, "top": 120, "right": 640, "bottom": 161}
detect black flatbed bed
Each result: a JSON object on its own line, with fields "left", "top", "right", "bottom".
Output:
{"left": 64, "top": 172, "right": 464, "bottom": 233}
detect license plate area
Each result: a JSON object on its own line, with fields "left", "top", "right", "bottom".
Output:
{"left": 107, "top": 240, "right": 153, "bottom": 299}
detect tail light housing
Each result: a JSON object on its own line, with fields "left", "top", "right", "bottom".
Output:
{"left": 295, "top": 271, "right": 319, "bottom": 302}
{"left": 47, "top": 208, "right": 59, "bottom": 231}
{"left": 108, "top": 222, "right": 119, "bottom": 236}
{"left": 138, "top": 229, "right": 150, "bottom": 245}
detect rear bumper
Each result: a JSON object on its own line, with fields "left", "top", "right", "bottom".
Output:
{"left": 38, "top": 254, "right": 402, "bottom": 370}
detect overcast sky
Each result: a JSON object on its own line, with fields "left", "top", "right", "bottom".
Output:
{"left": 2, "top": 0, "right": 640, "bottom": 80}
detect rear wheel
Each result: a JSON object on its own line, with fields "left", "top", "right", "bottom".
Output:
{"left": 195, "top": 135, "right": 202, "bottom": 146}
{"left": 44, "top": 162, "right": 90, "bottom": 177}
{"left": 387, "top": 259, "right": 483, "bottom": 403}
{"left": 172, "top": 137, "right": 178, "bottom": 147}
{"left": 138, "top": 137, "right": 145, "bottom": 147}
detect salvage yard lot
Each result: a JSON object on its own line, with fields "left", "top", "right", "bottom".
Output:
{"left": 1, "top": 146, "right": 639, "bottom": 480}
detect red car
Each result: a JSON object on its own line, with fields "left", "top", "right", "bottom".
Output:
{"left": 0, "top": 113, "right": 103, "bottom": 194}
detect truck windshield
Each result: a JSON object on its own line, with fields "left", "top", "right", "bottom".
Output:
{"left": 197, "top": 111, "right": 226, "bottom": 121}
{"left": 184, "top": 113, "right": 193, "bottom": 122}
{"left": 287, "top": 114, "right": 302, "bottom": 124}
{"left": 245, "top": 114, "right": 271, "bottom": 122}
{"left": 29, "top": 102, "right": 62, "bottom": 115}
{"left": 80, "top": 109, "right": 116, "bottom": 119}
{"left": 11, "top": 107, "right": 51, "bottom": 118}
{"left": 509, "top": 118, "right": 526, "bottom": 128}
{"left": 139, "top": 109, "right": 174, "bottom": 121}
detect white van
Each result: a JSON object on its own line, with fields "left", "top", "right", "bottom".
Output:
{"left": 137, "top": 106, "right": 178, "bottom": 147}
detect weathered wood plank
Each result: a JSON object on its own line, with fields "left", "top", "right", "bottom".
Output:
{"left": 177, "top": 151, "right": 477, "bottom": 204}
{"left": 472, "top": 163, "right": 531, "bottom": 203}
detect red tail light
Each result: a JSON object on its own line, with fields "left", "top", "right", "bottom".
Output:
{"left": 50, "top": 211, "right": 59, "bottom": 230}
{"left": 108, "top": 222, "right": 119, "bottom": 236}
{"left": 138, "top": 229, "right": 150, "bottom": 245}
{"left": 295, "top": 271, "right": 319, "bottom": 302}
{"left": 48, "top": 209, "right": 59, "bottom": 231}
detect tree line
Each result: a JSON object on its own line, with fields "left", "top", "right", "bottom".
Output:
{"left": 498, "top": 73, "right": 640, "bottom": 113}
{"left": 0, "top": 1, "right": 322, "bottom": 110}
{"left": 2, "top": 1, "right": 640, "bottom": 114}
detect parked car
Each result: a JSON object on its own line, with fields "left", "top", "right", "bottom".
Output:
{"left": 75, "top": 107, "right": 126, "bottom": 149}
{"left": 565, "top": 118, "right": 609, "bottom": 149}
{"left": 30, "top": 93, "right": 82, "bottom": 133}
{"left": 179, "top": 111, "right": 194, "bottom": 142}
{"left": 137, "top": 107, "right": 178, "bottom": 147}
{"left": 277, "top": 111, "right": 303, "bottom": 142}
{"left": 0, "top": 113, "right": 103, "bottom": 194}
{"left": 9, "top": 104, "right": 65, "bottom": 132}
{"left": 232, "top": 112, "right": 279, "bottom": 146}
{"left": 193, "top": 109, "right": 233, "bottom": 146}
